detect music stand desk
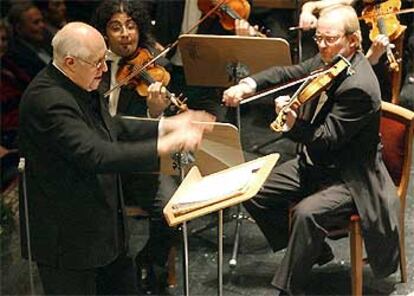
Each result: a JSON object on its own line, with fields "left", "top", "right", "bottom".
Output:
{"left": 179, "top": 34, "right": 291, "bottom": 87}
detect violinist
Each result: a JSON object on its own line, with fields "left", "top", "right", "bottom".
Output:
{"left": 149, "top": 0, "right": 261, "bottom": 122}
{"left": 92, "top": 1, "right": 181, "bottom": 294}
{"left": 299, "top": 0, "right": 409, "bottom": 102}
{"left": 223, "top": 5, "right": 400, "bottom": 295}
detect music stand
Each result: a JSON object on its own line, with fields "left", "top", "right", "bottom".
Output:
{"left": 164, "top": 153, "right": 279, "bottom": 296}
{"left": 179, "top": 34, "right": 291, "bottom": 268}
{"left": 179, "top": 34, "right": 291, "bottom": 88}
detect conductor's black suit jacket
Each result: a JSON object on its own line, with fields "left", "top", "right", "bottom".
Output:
{"left": 19, "top": 64, "right": 159, "bottom": 269}
{"left": 252, "top": 52, "right": 400, "bottom": 278}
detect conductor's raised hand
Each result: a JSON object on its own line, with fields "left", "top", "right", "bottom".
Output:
{"left": 222, "top": 82, "right": 255, "bottom": 107}
{"left": 157, "top": 110, "right": 215, "bottom": 155}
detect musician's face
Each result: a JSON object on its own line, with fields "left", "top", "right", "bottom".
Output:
{"left": 106, "top": 12, "right": 139, "bottom": 58}
{"left": 316, "top": 16, "right": 354, "bottom": 64}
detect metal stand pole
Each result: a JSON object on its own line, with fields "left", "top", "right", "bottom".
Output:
{"left": 173, "top": 152, "right": 193, "bottom": 296}
{"left": 19, "top": 158, "right": 35, "bottom": 295}
{"left": 217, "top": 210, "right": 223, "bottom": 296}
{"left": 228, "top": 205, "right": 255, "bottom": 268}
{"left": 182, "top": 222, "right": 190, "bottom": 296}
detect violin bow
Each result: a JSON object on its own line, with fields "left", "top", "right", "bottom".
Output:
{"left": 103, "top": 0, "right": 227, "bottom": 97}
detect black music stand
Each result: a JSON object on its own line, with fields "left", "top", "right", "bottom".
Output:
{"left": 179, "top": 34, "right": 291, "bottom": 268}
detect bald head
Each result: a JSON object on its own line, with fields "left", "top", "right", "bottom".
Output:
{"left": 52, "top": 22, "right": 106, "bottom": 65}
{"left": 52, "top": 22, "right": 108, "bottom": 91}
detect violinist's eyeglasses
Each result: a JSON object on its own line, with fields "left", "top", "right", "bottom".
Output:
{"left": 72, "top": 50, "right": 109, "bottom": 70}
{"left": 313, "top": 34, "right": 345, "bottom": 45}
{"left": 107, "top": 20, "right": 138, "bottom": 34}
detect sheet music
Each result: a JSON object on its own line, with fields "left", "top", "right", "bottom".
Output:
{"left": 172, "top": 160, "right": 264, "bottom": 214}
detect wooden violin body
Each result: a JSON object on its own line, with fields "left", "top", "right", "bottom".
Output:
{"left": 270, "top": 56, "right": 353, "bottom": 132}
{"left": 117, "top": 48, "right": 171, "bottom": 97}
{"left": 198, "top": 0, "right": 250, "bottom": 31}
{"left": 361, "top": 0, "right": 406, "bottom": 71}
{"left": 116, "top": 48, "right": 187, "bottom": 112}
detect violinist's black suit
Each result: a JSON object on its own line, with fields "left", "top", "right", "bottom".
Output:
{"left": 19, "top": 64, "right": 159, "bottom": 294}
{"left": 243, "top": 52, "right": 400, "bottom": 293}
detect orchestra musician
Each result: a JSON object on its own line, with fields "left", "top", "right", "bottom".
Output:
{"left": 299, "top": 0, "right": 408, "bottom": 103}
{"left": 91, "top": 1, "right": 186, "bottom": 294}
{"left": 222, "top": 5, "right": 400, "bottom": 295}
{"left": 18, "top": 21, "right": 210, "bottom": 295}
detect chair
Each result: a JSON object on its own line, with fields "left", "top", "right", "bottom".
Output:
{"left": 337, "top": 101, "right": 413, "bottom": 295}
{"left": 125, "top": 206, "right": 177, "bottom": 288}
{"left": 289, "top": 101, "right": 414, "bottom": 295}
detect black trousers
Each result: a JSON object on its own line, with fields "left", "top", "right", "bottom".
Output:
{"left": 37, "top": 252, "right": 137, "bottom": 295}
{"left": 243, "top": 156, "right": 355, "bottom": 294}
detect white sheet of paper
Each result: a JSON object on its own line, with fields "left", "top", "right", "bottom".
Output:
{"left": 175, "top": 160, "right": 264, "bottom": 206}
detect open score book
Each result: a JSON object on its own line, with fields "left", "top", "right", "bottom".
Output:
{"left": 171, "top": 160, "right": 265, "bottom": 215}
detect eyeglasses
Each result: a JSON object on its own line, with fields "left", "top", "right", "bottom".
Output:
{"left": 107, "top": 20, "right": 138, "bottom": 34}
{"left": 72, "top": 50, "right": 109, "bottom": 70}
{"left": 313, "top": 34, "right": 345, "bottom": 45}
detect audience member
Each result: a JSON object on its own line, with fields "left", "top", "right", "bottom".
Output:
{"left": 7, "top": 2, "right": 52, "bottom": 79}
{"left": 34, "top": 0, "right": 67, "bottom": 36}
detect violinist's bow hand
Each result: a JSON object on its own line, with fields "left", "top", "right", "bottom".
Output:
{"left": 222, "top": 81, "right": 255, "bottom": 107}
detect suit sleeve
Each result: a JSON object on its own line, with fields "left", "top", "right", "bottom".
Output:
{"left": 27, "top": 89, "right": 159, "bottom": 173}
{"left": 251, "top": 56, "right": 318, "bottom": 90}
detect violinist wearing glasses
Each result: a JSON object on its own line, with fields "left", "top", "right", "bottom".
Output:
{"left": 91, "top": 1, "right": 192, "bottom": 294}
{"left": 223, "top": 5, "right": 400, "bottom": 295}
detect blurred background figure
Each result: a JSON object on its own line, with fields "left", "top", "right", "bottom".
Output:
{"left": 0, "top": 20, "right": 30, "bottom": 192}
{"left": 34, "top": 0, "right": 67, "bottom": 36}
{"left": 7, "top": 1, "right": 52, "bottom": 79}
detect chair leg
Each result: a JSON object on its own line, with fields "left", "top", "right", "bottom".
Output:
{"left": 350, "top": 220, "right": 363, "bottom": 296}
{"left": 167, "top": 245, "right": 177, "bottom": 288}
{"left": 399, "top": 220, "right": 407, "bottom": 282}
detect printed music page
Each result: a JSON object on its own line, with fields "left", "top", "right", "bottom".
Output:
{"left": 172, "top": 160, "right": 264, "bottom": 215}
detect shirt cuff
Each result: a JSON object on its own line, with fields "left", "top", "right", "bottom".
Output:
{"left": 239, "top": 77, "right": 257, "bottom": 93}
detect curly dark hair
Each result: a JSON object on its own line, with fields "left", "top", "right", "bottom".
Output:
{"left": 91, "top": 0, "right": 155, "bottom": 49}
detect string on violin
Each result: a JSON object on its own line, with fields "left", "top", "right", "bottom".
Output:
{"left": 116, "top": 48, "right": 187, "bottom": 112}
{"left": 270, "top": 55, "right": 353, "bottom": 132}
{"left": 198, "top": 0, "right": 267, "bottom": 37}
{"left": 360, "top": 0, "right": 406, "bottom": 72}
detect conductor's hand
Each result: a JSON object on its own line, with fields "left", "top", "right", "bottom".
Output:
{"left": 157, "top": 110, "right": 215, "bottom": 155}
{"left": 275, "top": 96, "right": 297, "bottom": 132}
{"left": 222, "top": 82, "right": 255, "bottom": 107}
{"left": 299, "top": 11, "right": 317, "bottom": 31}
{"left": 147, "top": 82, "right": 170, "bottom": 118}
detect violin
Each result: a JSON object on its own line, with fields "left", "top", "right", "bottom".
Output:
{"left": 361, "top": 0, "right": 406, "bottom": 71}
{"left": 270, "top": 55, "right": 353, "bottom": 132}
{"left": 116, "top": 48, "right": 187, "bottom": 112}
{"left": 198, "top": 0, "right": 250, "bottom": 31}
{"left": 198, "top": 0, "right": 266, "bottom": 37}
